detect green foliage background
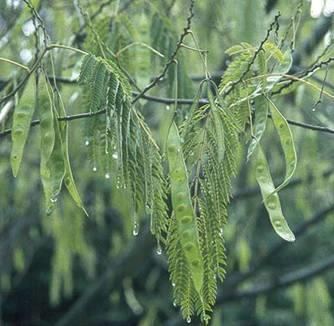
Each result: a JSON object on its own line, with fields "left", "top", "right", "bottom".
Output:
{"left": 0, "top": 0, "right": 334, "bottom": 325}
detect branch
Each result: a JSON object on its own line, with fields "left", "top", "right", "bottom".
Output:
{"left": 233, "top": 168, "right": 334, "bottom": 201}
{"left": 219, "top": 254, "right": 334, "bottom": 302}
{"left": 225, "top": 203, "right": 334, "bottom": 290}
{"left": 292, "top": 16, "right": 333, "bottom": 67}
{"left": 131, "top": 0, "right": 195, "bottom": 103}
{"left": 1, "top": 92, "right": 334, "bottom": 139}
{"left": 74, "top": 0, "right": 136, "bottom": 41}
{"left": 55, "top": 225, "right": 153, "bottom": 326}
{"left": 222, "top": 13, "right": 281, "bottom": 97}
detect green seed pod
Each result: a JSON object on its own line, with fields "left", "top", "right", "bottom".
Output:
{"left": 38, "top": 74, "right": 55, "bottom": 164}
{"left": 268, "top": 98, "right": 297, "bottom": 195}
{"left": 167, "top": 122, "right": 204, "bottom": 294}
{"left": 255, "top": 145, "right": 295, "bottom": 242}
{"left": 10, "top": 77, "right": 36, "bottom": 177}
{"left": 40, "top": 117, "right": 65, "bottom": 215}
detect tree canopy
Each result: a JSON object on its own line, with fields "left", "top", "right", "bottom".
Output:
{"left": 0, "top": 0, "right": 334, "bottom": 325}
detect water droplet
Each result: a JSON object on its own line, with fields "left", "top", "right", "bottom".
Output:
{"left": 166, "top": 105, "right": 170, "bottom": 111}
{"left": 123, "top": 184, "right": 127, "bottom": 189}
{"left": 50, "top": 197, "right": 58, "bottom": 203}
{"left": 132, "top": 221, "right": 139, "bottom": 236}
{"left": 112, "top": 152, "right": 118, "bottom": 159}
{"left": 116, "top": 183, "right": 120, "bottom": 189}
{"left": 85, "top": 140, "right": 90, "bottom": 146}
{"left": 156, "top": 241, "right": 162, "bottom": 255}
{"left": 180, "top": 137, "right": 184, "bottom": 144}
{"left": 177, "top": 148, "right": 181, "bottom": 153}
{"left": 132, "top": 212, "right": 139, "bottom": 236}
{"left": 172, "top": 282, "right": 176, "bottom": 287}
{"left": 92, "top": 166, "right": 97, "bottom": 172}
{"left": 105, "top": 173, "right": 110, "bottom": 179}
{"left": 189, "top": 151, "right": 194, "bottom": 156}
{"left": 312, "top": 107, "right": 316, "bottom": 112}
{"left": 185, "top": 115, "right": 189, "bottom": 120}
{"left": 173, "top": 300, "right": 177, "bottom": 307}
{"left": 186, "top": 316, "right": 191, "bottom": 323}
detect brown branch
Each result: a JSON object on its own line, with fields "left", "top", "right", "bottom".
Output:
{"left": 219, "top": 254, "right": 334, "bottom": 302}
{"left": 225, "top": 203, "right": 334, "bottom": 290}
{"left": 1, "top": 92, "right": 334, "bottom": 139}
{"left": 233, "top": 168, "right": 334, "bottom": 201}
{"left": 223, "top": 13, "right": 281, "bottom": 97}
{"left": 131, "top": 0, "right": 195, "bottom": 103}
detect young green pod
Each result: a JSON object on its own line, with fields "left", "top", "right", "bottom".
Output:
{"left": 167, "top": 122, "right": 204, "bottom": 294}
{"left": 255, "top": 145, "right": 295, "bottom": 242}
{"left": 267, "top": 97, "right": 297, "bottom": 195}
{"left": 10, "top": 77, "right": 36, "bottom": 177}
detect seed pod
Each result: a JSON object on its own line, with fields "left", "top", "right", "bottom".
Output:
{"left": 256, "top": 145, "right": 295, "bottom": 242}
{"left": 167, "top": 122, "right": 204, "bottom": 294}
{"left": 10, "top": 77, "right": 36, "bottom": 177}
{"left": 40, "top": 117, "right": 65, "bottom": 215}
{"left": 268, "top": 98, "right": 297, "bottom": 195}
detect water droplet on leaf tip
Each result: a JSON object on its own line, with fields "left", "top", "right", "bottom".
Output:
{"left": 92, "top": 166, "right": 97, "bottom": 172}
{"left": 132, "top": 223, "right": 139, "bottom": 236}
{"left": 85, "top": 140, "right": 89, "bottom": 146}
{"left": 186, "top": 316, "right": 191, "bottom": 323}
{"left": 105, "top": 173, "right": 110, "bottom": 179}
{"left": 172, "top": 282, "right": 176, "bottom": 287}
{"left": 156, "top": 244, "right": 162, "bottom": 255}
{"left": 166, "top": 105, "right": 170, "bottom": 111}
{"left": 173, "top": 300, "right": 177, "bottom": 307}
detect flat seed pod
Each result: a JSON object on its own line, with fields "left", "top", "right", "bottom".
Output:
{"left": 167, "top": 122, "right": 204, "bottom": 294}
{"left": 207, "top": 86, "right": 225, "bottom": 162}
{"left": 256, "top": 145, "right": 295, "bottom": 242}
{"left": 61, "top": 121, "right": 88, "bottom": 216}
{"left": 10, "top": 77, "right": 36, "bottom": 177}
{"left": 40, "top": 117, "right": 65, "bottom": 215}
{"left": 247, "top": 96, "right": 268, "bottom": 161}
{"left": 268, "top": 98, "right": 297, "bottom": 195}
{"left": 39, "top": 74, "right": 55, "bottom": 164}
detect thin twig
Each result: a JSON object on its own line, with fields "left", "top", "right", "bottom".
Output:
{"left": 1, "top": 94, "right": 334, "bottom": 139}
{"left": 225, "top": 203, "right": 334, "bottom": 290}
{"left": 132, "top": 0, "right": 195, "bottom": 103}
{"left": 222, "top": 13, "right": 281, "bottom": 97}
